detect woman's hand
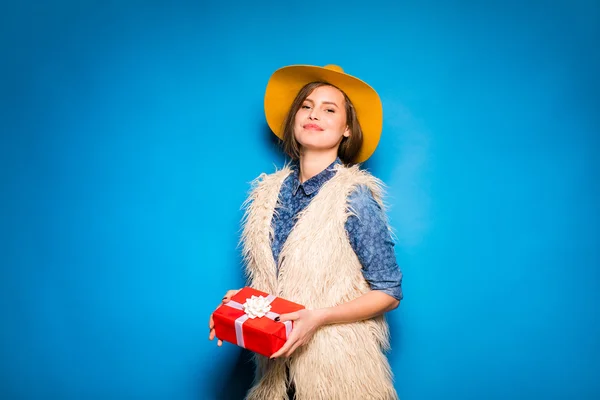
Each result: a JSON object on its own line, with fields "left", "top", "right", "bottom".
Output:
{"left": 269, "top": 308, "right": 327, "bottom": 359}
{"left": 208, "top": 289, "right": 241, "bottom": 346}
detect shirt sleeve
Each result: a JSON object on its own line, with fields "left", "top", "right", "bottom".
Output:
{"left": 345, "top": 184, "right": 403, "bottom": 301}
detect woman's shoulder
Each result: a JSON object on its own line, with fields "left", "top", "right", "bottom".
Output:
{"left": 347, "top": 183, "right": 385, "bottom": 214}
{"left": 335, "top": 164, "right": 387, "bottom": 204}
{"left": 247, "top": 163, "right": 294, "bottom": 189}
{"left": 242, "top": 164, "right": 294, "bottom": 209}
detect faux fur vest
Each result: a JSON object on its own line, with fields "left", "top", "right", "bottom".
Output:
{"left": 241, "top": 163, "right": 398, "bottom": 400}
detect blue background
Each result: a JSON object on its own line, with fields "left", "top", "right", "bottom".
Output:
{"left": 1, "top": 1, "right": 599, "bottom": 399}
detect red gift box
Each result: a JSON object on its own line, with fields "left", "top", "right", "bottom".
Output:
{"left": 213, "top": 287, "right": 305, "bottom": 357}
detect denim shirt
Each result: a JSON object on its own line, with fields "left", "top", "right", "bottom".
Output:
{"left": 271, "top": 158, "right": 403, "bottom": 301}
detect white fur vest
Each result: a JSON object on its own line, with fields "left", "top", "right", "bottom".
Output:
{"left": 241, "top": 163, "right": 398, "bottom": 400}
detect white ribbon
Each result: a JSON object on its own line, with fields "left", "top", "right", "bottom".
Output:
{"left": 225, "top": 294, "right": 293, "bottom": 349}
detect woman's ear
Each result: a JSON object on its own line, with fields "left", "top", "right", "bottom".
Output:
{"left": 343, "top": 126, "right": 351, "bottom": 138}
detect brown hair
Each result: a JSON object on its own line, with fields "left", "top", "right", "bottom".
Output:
{"left": 280, "top": 82, "right": 363, "bottom": 165}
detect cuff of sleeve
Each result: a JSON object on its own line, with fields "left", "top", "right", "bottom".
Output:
{"left": 375, "top": 287, "right": 403, "bottom": 302}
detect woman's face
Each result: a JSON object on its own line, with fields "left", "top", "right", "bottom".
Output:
{"left": 293, "top": 85, "right": 350, "bottom": 154}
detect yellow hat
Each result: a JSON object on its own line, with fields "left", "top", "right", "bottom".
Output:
{"left": 264, "top": 64, "right": 383, "bottom": 163}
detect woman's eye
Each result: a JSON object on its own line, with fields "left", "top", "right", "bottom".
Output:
{"left": 326, "top": 109, "right": 335, "bottom": 113}
{"left": 301, "top": 105, "right": 311, "bottom": 109}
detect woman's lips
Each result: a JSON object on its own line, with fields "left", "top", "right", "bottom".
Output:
{"left": 303, "top": 124, "right": 324, "bottom": 131}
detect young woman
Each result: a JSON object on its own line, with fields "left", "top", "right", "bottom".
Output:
{"left": 209, "top": 64, "right": 403, "bottom": 400}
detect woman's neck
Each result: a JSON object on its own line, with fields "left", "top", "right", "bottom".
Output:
{"left": 298, "top": 151, "right": 338, "bottom": 183}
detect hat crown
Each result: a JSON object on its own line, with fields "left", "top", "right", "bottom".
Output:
{"left": 323, "top": 64, "right": 344, "bottom": 73}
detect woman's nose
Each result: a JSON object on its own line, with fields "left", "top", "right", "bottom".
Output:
{"left": 309, "top": 108, "right": 319, "bottom": 120}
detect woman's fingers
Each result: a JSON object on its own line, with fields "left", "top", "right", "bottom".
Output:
{"left": 284, "top": 339, "right": 304, "bottom": 358}
{"left": 270, "top": 332, "right": 298, "bottom": 359}
{"left": 222, "top": 289, "right": 241, "bottom": 303}
{"left": 276, "top": 311, "right": 300, "bottom": 322}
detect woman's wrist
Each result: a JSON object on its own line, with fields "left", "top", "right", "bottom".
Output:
{"left": 313, "top": 308, "right": 331, "bottom": 327}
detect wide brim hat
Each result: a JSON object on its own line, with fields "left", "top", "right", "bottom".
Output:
{"left": 264, "top": 64, "right": 383, "bottom": 163}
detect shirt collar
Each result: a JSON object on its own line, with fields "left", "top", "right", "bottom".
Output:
{"left": 291, "top": 157, "right": 342, "bottom": 196}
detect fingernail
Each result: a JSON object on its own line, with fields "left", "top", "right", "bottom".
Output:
{"left": 274, "top": 316, "right": 280, "bottom": 322}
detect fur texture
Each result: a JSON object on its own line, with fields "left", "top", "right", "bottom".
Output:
{"left": 241, "top": 164, "right": 398, "bottom": 400}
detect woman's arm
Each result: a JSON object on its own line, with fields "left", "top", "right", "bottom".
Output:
{"left": 320, "top": 290, "right": 399, "bottom": 324}
{"left": 270, "top": 291, "right": 399, "bottom": 359}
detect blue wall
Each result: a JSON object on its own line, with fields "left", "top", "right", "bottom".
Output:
{"left": 1, "top": 1, "right": 598, "bottom": 399}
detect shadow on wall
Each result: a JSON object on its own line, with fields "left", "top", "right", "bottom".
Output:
{"left": 203, "top": 252, "right": 256, "bottom": 399}
{"left": 207, "top": 349, "right": 255, "bottom": 400}
{"left": 204, "top": 128, "right": 274, "bottom": 399}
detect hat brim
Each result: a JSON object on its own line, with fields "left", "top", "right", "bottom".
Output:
{"left": 264, "top": 65, "right": 382, "bottom": 163}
